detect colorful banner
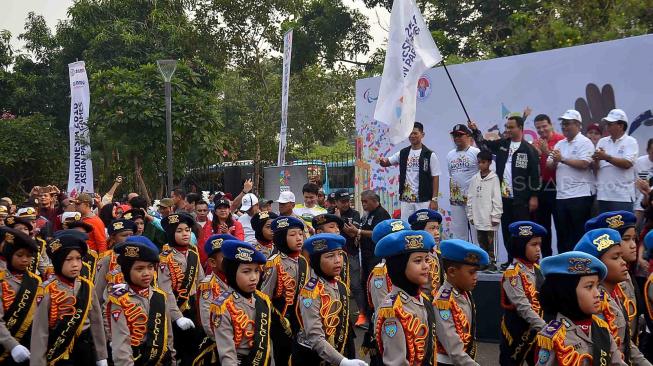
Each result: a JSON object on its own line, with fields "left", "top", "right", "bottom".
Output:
{"left": 278, "top": 29, "right": 293, "bottom": 166}
{"left": 66, "top": 61, "right": 94, "bottom": 196}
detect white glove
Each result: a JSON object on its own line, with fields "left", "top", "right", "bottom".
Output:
{"left": 176, "top": 317, "right": 195, "bottom": 330}
{"left": 339, "top": 358, "right": 368, "bottom": 366}
{"left": 11, "top": 345, "right": 30, "bottom": 363}
{"left": 96, "top": 360, "right": 108, "bottom": 366}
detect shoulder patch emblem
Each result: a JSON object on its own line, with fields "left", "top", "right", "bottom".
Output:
{"left": 384, "top": 320, "right": 397, "bottom": 338}
{"left": 439, "top": 309, "right": 451, "bottom": 320}
{"left": 112, "top": 309, "right": 122, "bottom": 321}
{"left": 302, "top": 298, "right": 313, "bottom": 308}
{"left": 538, "top": 349, "right": 550, "bottom": 364}
{"left": 373, "top": 278, "right": 383, "bottom": 289}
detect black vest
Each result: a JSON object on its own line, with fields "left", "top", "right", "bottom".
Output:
{"left": 399, "top": 145, "right": 433, "bottom": 203}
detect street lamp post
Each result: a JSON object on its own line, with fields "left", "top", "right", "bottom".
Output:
{"left": 157, "top": 59, "right": 178, "bottom": 193}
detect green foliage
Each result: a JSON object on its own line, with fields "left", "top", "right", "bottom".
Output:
{"left": 302, "top": 137, "right": 354, "bottom": 160}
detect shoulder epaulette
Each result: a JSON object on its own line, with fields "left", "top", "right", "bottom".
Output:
{"left": 0, "top": 271, "right": 5, "bottom": 282}
{"left": 198, "top": 275, "right": 214, "bottom": 292}
{"left": 377, "top": 294, "right": 401, "bottom": 319}
{"left": 300, "top": 277, "right": 319, "bottom": 299}
{"left": 503, "top": 263, "right": 519, "bottom": 278}
{"left": 40, "top": 277, "right": 56, "bottom": 288}
{"left": 255, "top": 290, "right": 271, "bottom": 305}
{"left": 98, "top": 250, "right": 113, "bottom": 260}
{"left": 371, "top": 263, "right": 387, "bottom": 277}
{"left": 592, "top": 315, "right": 609, "bottom": 329}
{"left": 536, "top": 320, "right": 565, "bottom": 350}
{"left": 210, "top": 290, "right": 233, "bottom": 316}
{"left": 266, "top": 253, "right": 281, "bottom": 269}
{"left": 434, "top": 287, "right": 453, "bottom": 310}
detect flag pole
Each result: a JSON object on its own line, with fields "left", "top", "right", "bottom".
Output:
{"left": 441, "top": 59, "right": 471, "bottom": 122}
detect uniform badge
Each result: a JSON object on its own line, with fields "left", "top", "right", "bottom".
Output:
{"left": 235, "top": 247, "right": 254, "bottom": 262}
{"left": 567, "top": 257, "right": 591, "bottom": 274}
{"left": 303, "top": 298, "right": 313, "bottom": 308}
{"left": 113, "top": 221, "right": 124, "bottom": 231}
{"left": 373, "top": 278, "right": 383, "bottom": 289}
{"left": 518, "top": 226, "right": 533, "bottom": 237}
{"left": 202, "top": 290, "right": 210, "bottom": 300}
{"left": 404, "top": 235, "right": 424, "bottom": 250}
{"left": 384, "top": 321, "right": 397, "bottom": 337}
{"left": 606, "top": 215, "right": 624, "bottom": 229}
{"left": 509, "top": 276, "right": 518, "bottom": 287}
{"left": 592, "top": 234, "right": 614, "bottom": 251}
{"left": 312, "top": 239, "right": 328, "bottom": 252}
{"left": 439, "top": 309, "right": 451, "bottom": 320}
{"left": 390, "top": 220, "right": 405, "bottom": 232}
{"left": 112, "top": 310, "right": 122, "bottom": 321}
{"left": 538, "top": 349, "right": 550, "bottom": 364}
{"left": 168, "top": 215, "right": 179, "bottom": 224}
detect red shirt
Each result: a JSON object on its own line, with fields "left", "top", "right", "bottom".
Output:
{"left": 197, "top": 219, "right": 213, "bottom": 265}
{"left": 82, "top": 215, "right": 107, "bottom": 253}
{"left": 537, "top": 132, "right": 564, "bottom": 183}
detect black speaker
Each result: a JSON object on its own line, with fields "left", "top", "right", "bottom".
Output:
{"left": 471, "top": 273, "right": 502, "bottom": 342}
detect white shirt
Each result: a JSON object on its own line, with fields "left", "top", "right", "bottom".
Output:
{"left": 634, "top": 155, "right": 653, "bottom": 210}
{"left": 446, "top": 146, "right": 480, "bottom": 205}
{"left": 293, "top": 205, "right": 327, "bottom": 226}
{"left": 389, "top": 148, "right": 441, "bottom": 202}
{"left": 502, "top": 141, "right": 521, "bottom": 198}
{"left": 596, "top": 134, "right": 639, "bottom": 202}
{"left": 548, "top": 133, "right": 595, "bottom": 199}
{"left": 237, "top": 213, "right": 256, "bottom": 244}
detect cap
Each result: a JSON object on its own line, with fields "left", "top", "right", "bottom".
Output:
{"left": 408, "top": 209, "right": 442, "bottom": 227}
{"left": 327, "top": 192, "right": 337, "bottom": 202}
{"left": 62, "top": 212, "right": 83, "bottom": 222}
{"left": 584, "top": 211, "right": 636, "bottom": 232}
{"left": 375, "top": 230, "right": 436, "bottom": 258}
{"left": 108, "top": 219, "right": 136, "bottom": 236}
{"left": 221, "top": 240, "right": 267, "bottom": 264}
{"left": 1, "top": 197, "right": 12, "bottom": 206}
{"left": 372, "top": 219, "right": 410, "bottom": 243}
{"left": 271, "top": 216, "right": 304, "bottom": 232}
{"left": 122, "top": 209, "right": 145, "bottom": 221}
{"left": 0, "top": 227, "right": 38, "bottom": 254}
{"left": 334, "top": 189, "right": 351, "bottom": 201}
{"left": 0, "top": 205, "right": 8, "bottom": 218}
{"left": 119, "top": 235, "right": 159, "bottom": 253}
{"left": 73, "top": 193, "right": 93, "bottom": 204}
{"left": 304, "top": 233, "right": 345, "bottom": 255}
{"left": 603, "top": 109, "right": 628, "bottom": 123}
{"left": 158, "top": 198, "right": 174, "bottom": 208}
{"left": 115, "top": 240, "right": 159, "bottom": 263}
{"left": 4, "top": 216, "right": 33, "bottom": 232}
{"left": 508, "top": 221, "right": 547, "bottom": 238}
{"left": 46, "top": 231, "right": 88, "bottom": 259}
{"left": 204, "top": 234, "right": 238, "bottom": 257}
{"left": 540, "top": 251, "right": 607, "bottom": 280}
{"left": 573, "top": 228, "right": 621, "bottom": 259}
{"left": 558, "top": 110, "right": 582, "bottom": 122}
{"left": 586, "top": 123, "right": 601, "bottom": 134}
{"left": 440, "top": 239, "right": 490, "bottom": 266}
{"left": 251, "top": 211, "right": 279, "bottom": 233}
{"left": 450, "top": 124, "right": 472, "bottom": 135}
{"left": 161, "top": 213, "right": 195, "bottom": 231}
{"left": 312, "top": 214, "right": 344, "bottom": 230}
{"left": 260, "top": 198, "right": 274, "bottom": 205}
{"left": 214, "top": 198, "right": 231, "bottom": 208}
{"left": 17, "top": 207, "right": 37, "bottom": 220}
{"left": 276, "top": 191, "right": 296, "bottom": 204}
{"left": 240, "top": 193, "right": 258, "bottom": 211}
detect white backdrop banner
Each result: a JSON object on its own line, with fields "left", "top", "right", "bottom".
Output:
{"left": 67, "top": 61, "right": 94, "bottom": 196}
{"left": 355, "top": 35, "right": 653, "bottom": 258}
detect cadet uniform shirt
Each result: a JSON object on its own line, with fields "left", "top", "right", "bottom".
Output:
{"left": 0, "top": 270, "right": 40, "bottom": 352}
{"left": 108, "top": 284, "right": 176, "bottom": 365}
{"left": 30, "top": 277, "right": 108, "bottom": 366}
{"left": 435, "top": 281, "right": 478, "bottom": 366}
{"left": 255, "top": 241, "right": 275, "bottom": 259}
{"left": 94, "top": 252, "right": 120, "bottom": 305}
{"left": 421, "top": 252, "right": 441, "bottom": 300}
{"left": 603, "top": 286, "right": 650, "bottom": 365}
{"left": 157, "top": 245, "right": 205, "bottom": 321}
{"left": 536, "top": 314, "right": 626, "bottom": 366}
{"left": 296, "top": 274, "right": 349, "bottom": 365}
{"left": 501, "top": 261, "right": 546, "bottom": 330}
{"left": 197, "top": 272, "right": 229, "bottom": 339}
{"left": 377, "top": 287, "right": 433, "bottom": 366}
{"left": 616, "top": 276, "right": 638, "bottom": 342}
{"left": 261, "top": 253, "right": 302, "bottom": 305}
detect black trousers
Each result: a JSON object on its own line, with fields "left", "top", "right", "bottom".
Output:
{"left": 501, "top": 198, "right": 531, "bottom": 263}
{"left": 172, "top": 301, "right": 203, "bottom": 366}
{"left": 54, "top": 329, "right": 96, "bottom": 366}
{"left": 555, "top": 196, "right": 593, "bottom": 253}
{"left": 536, "top": 182, "right": 558, "bottom": 258}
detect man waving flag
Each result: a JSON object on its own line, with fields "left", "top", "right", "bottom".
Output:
{"left": 374, "top": 0, "right": 442, "bottom": 144}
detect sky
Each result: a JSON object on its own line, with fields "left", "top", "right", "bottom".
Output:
{"left": 2, "top": 0, "right": 390, "bottom": 62}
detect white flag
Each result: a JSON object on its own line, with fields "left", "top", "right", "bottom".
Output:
{"left": 374, "top": 0, "right": 442, "bottom": 144}
{"left": 67, "top": 61, "right": 94, "bottom": 197}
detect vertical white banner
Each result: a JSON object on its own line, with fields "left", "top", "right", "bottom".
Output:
{"left": 278, "top": 29, "right": 293, "bottom": 166}
{"left": 67, "top": 61, "right": 94, "bottom": 196}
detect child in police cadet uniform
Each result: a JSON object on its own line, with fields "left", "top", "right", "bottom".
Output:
{"left": 536, "top": 251, "right": 625, "bottom": 366}
{"left": 210, "top": 240, "right": 273, "bottom": 365}
{"left": 499, "top": 221, "right": 547, "bottom": 366}
{"left": 4, "top": 216, "right": 52, "bottom": 280}
{"left": 435, "top": 239, "right": 489, "bottom": 366}
{"left": 61, "top": 212, "right": 98, "bottom": 282}
{"left": 157, "top": 213, "right": 204, "bottom": 366}
{"left": 0, "top": 227, "right": 41, "bottom": 365}
{"left": 30, "top": 230, "right": 108, "bottom": 366}
{"left": 644, "top": 231, "right": 653, "bottom": 359}
{"left": 260, "top": 216, "right": 310, "bottom": 365}
{"left": 312, "top": 213, "right": 352, "bottom": 289}
{"left": 194, "top": 233, "right": 237, "bottom": 365}
{"left": 294, "top": 233, "right": 367, "bottom": 366}
{"left": 585, "top": 211, "right": 642, "bottom": 345}
{"left": 251, "top": 211, "right": 279, "bottom": 258}
{"left": 408, "top": 209, "right": 442, "bottom": 299}
{"left": 573, "top": 229, "right": 651, "bottom": 366}
{"left": 108, "top": 238, "right": 175, "bottom": 366}
{"left": 373, "top": 227, "right": 437, "bottom": 366}
{"left": 95, "top": 218, "right": 137, "bottom": 307}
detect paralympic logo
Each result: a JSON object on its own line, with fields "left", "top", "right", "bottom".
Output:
{"left": 363, "top": 88, "right": 378, "bottom": 103}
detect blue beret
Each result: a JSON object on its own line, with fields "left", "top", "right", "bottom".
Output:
{"left": 271, "top": 216, "right": 304, "bottom": 232}
{"left": 573, "top": 228, "right": 621, "bottom": 258}
{"left": 204, "top": 234, "right": 237, "bottom": 257}
{"left": 644, "top": 230, "right": 653, "bottom": 251}
{"left": 440, "top": 239, "right": 489, "bottom": 266}
{"left": 122, "top": 236, "right": 159, "bottom": 253}
{"left": 115, "top": 241, "right": 159, "bottom": 263}
{"left": 509, "top": 221, "right": 547, "bottom": 238}
{"left": 375, "top": 230, "right": 435, "bottom": 258}
{"left": 408, "top": 209, "right": 442, "bottom": 227}
{"left": 304, "top": 233, "right": 345, "bottom": 255}
{"left": 221, "top": 240, "right": 267, "bottom": 264}
{"left": 161, "top": 213, "right": 195, "bottom": 230}
{"left": 585, "top": 211, "right": 636, "bottom": 232}
{"left": 312, "top": 214, "right": 344, "bottom": 230}
{"left": 540, "top": 251, "right": 607, "bottom": 280}
{"left": 108, "top": 218, "right": 136, "bottom": 235}
{"left": 372, "top": 219, "right": 411, "bottom": 244}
